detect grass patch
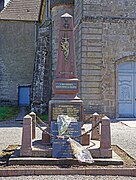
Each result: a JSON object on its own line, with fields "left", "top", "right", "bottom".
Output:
{"left": 37, "top": 114, "right": 48, "bottom": 122}
{"left": 0, "top": 106, "right": 19, "bottom": 121}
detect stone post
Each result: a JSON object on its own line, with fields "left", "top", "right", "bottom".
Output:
{"left": 42, "top": 127, "right": 50, "bottom": 144}
{"left": 100, "top": 116, "right": 112, "bottom": 158}
{"left": 81, "top": 127, "right": 90, "bottom": 146}
{"left": 20, "top": 115, "right": 32, "bottom": 157}
{"left": 91, "top": 112, "right": 100, "bottom": 140}
{"left": 29, "top": 112, "right": 36, "bottom": 140}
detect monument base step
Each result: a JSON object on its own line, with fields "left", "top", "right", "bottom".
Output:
{"left": 9, "top": 149, "right": 123, "bottom": 166}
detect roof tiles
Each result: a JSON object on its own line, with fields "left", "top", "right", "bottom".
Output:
{"left": 0, "top": 0, "right": 42, "bottom": 21}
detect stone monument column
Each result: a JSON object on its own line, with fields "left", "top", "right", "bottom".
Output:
{"left": 48, "top": 13, "right": 84, "bottom": 158}
{"left": 48, "top": 13, "right": 84, "bottom": 124}
{"left": 51, "top": 0, "right": 74, "bottom": 76}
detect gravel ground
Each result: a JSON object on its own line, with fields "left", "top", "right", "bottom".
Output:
{"left": 0, "top": 127, "right": 22, "bottom": 152}
{"left": 0, "top": 175, "right": 136, "bottom": 180}
{"left": 111, "top": 122, "right": 136, "bottom": 160}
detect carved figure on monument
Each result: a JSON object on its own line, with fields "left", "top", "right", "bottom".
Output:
{"left": 60, "top": 37, "right": 70, "bottom": 63}
{"left": 54, "top": 13, "right": 77, "bottom": 80}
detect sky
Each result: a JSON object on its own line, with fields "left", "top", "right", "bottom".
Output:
{"left": 4, "top": 0, "right": 10, "bottom": 6}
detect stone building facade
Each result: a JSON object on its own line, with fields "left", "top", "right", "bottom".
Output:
{"left": 0, "top": 0, "right": 46, "bottom": 106}
{"left": 51, "top": 0, "right": 136, "bottom": 118}
{"left": 0, "top": 21, "right": 36, "bottom": 105}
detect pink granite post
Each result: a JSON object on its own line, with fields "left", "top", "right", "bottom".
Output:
{"left": 81, "top": 127, "right": 90, "bottom": 146}
{"left": 42, "top": 127, "right": 50, "bottom": 144}
{"left": 20, "top": 115, "right": 32, "bottom": 157}
{"left": 29, "top": 112, "right": 36, "bottom": 140}
{"left": 91, "top": 112, "right": 100, "bottom": 140}
{"left": 100, "top": 116, "right": 112, "bottom": 158}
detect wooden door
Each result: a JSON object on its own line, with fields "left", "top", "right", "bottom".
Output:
{"left": 18, "top": 85, "right": 30, "bottom": 106}
{"left": 118, "top": 61, "right": 136, "bottom": 117}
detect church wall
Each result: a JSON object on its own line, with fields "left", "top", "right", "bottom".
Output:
{"left": 102, "top": 20, "right": 136, "bottom": 117}
{"left": 0, "top": 21, "right": 36, "bottom": 105}
{"left": 74, "top": 0, "right": 136, "bottom": 118}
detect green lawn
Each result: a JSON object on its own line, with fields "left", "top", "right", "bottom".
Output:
{"left": 37, "top": 114, "right": 48, "bottom": 122}
{"left": 0, "top": 106, "right": 19, "bottom": 121}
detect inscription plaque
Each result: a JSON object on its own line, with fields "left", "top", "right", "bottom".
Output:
{"left": 51, "top": 104, "right": 81, "bottom": 121}
{"left": 55, "top": 82, "right": 78, "bottom": 90}
{"left": 51, "top": 121, "right": 81, "bottom": 158}
{"left": 52, "top": 139, "right": 73, "bottom": 158}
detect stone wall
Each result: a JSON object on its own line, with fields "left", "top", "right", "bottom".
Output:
{"left": 102, "top": 19, "right": 136, "bottom": 117}
{"left": 74, "top": 0, "right": 82, "bottom": 82}
{"left": 0, "top": 21, "right": 36, "bottom": 105}
{"left": 74, "top": 0, "right": 136, "bottom": 118}
{"left": 31, "top": 27, "right": 51, "bottom": 114}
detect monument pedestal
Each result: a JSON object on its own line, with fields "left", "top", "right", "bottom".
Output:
{"left": 48, "top": 98, "right": 84, "bottom": 124}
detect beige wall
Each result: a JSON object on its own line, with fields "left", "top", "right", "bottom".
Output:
{"left": 0, "top": 21, "right": 36, "bottom": 105}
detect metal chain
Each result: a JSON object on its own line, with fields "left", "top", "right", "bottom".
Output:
{"left": 36, "top": 116, "right": 48, "bottom": 127}
{"left": 34, "top": 119, "right": 55, "bottom": 137}
{"left": 33, "top": 116, "right": 102, "bottom": 140}
{"left": 73, "top": 120, "right": 102, "bottom": 139}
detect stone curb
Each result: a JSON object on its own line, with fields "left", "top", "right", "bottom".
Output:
{"left": 0, "top": 168, "right": 136, "bottom": 177}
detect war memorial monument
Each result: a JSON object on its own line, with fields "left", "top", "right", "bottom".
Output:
{"left": 8, "top": 14, "right": 123, "bottom": 167}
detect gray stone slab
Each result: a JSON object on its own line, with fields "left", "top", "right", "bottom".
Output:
{"left": 9, "top": 150, "right": 123, "bottom": 166}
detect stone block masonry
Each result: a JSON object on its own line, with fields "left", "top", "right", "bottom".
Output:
{"left": 32, "top": 27, "right": 51, "bottom": 114}
{"left": 74, "top": 0, "right": 136, "bottom": 118}
{"left": 78, "top": 21, "right": 103, "bottom": 114}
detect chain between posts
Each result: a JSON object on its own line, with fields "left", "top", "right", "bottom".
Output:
{"left": 36, "top": 116, "right": 48, "bottom": 127}
{"left": 34, "top": 117, "right": 54, "bottom": 138}
{"left": 33, "top": 115, "right": 102, "bottom": 140}
{"left": 74, "top": 120, "right": 102, "bottom": 139}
